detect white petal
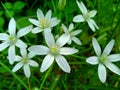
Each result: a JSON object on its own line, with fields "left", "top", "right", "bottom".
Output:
{"left": 55, "top": 55, "right": 70, "bottom": 73}
{"left": 28, "top": 52, "right": 36, "bottom": 58}
{"left": 86, "top": 56, "right": 99, "bottom": 65}
{"left": 17, "top": 25, "right": 33, "bottom": 38}
{"left": 20, "top": 48, "right": 27, "bottom": 57}
{"left": 105, "top": 61, "right": 120, "bottom": 75}
{"left": 23, "top": 64, "right": 30, "bottom": 78}
{"left": 62, "top": 24, "right": 69, "bottom": 34}
{"left": 15, "top": 39, "right": 27, "bottom": 48}
{"left": 40, "top": 54, "right": 54, "bottom": 72}
{"left": 60, "top": 47, "right": 78, "bottom": 55}
{"left": 31, "top": 27, "right": 43, "bottom": 34}
{"left": 46, "top": 10, "right": 51, "bottom": 21}
{"left": 73, "top": 15, "right": 84, "bottom": 22}
{"left": 68, "top": 23, "right": 74, "bottom": 31}
{"left": 107, "top": 54, "right": 120, "bottom": 62}
{"left": 88, "top": 10, "right": 97, "bottom": 18}
{"left": 98, "top": 64, "right": 106, "bottom": 83}
{"left": 28, "top": 60, "right": 39, "bottom": 67}
{"left": 72, "top": 37, "right": 82, "bottom": 45}
{"left": 44, "top": 29, "right": 55, "bottom": 47}
{"left": 50, "top": 17, "right": 60, "bottom": 27}
{"left": 102, "top": 40, "right": 115, "bottom": 56}
{"left": 37, "top": 9, "right": 44, "bottom": 20}
{"left": 92, "top": 38, "right": 101, "bottom": 56}
{"left": 8, "top": 45, "right": 15, "bottom": 64}
{"left": 28, "top": 45, "right": 49, "bottom": 55}
{"left": 68, "top": 39, "right": 72, "bottom": 45}
{"left": 8, "top": 18, "right": 16, "bottom": 35}
{"left": 87, "top": 19, "right": 99, "bottom": 31}
{"left": 71, "top": 30, "right": 82, "bottom": 36}
{"left": 76, "top": 1, "right": 87, "bottom": 14}
{"left": 29, "top": 19, "right": 40, "bottom": 26}
{"left": 87, "top": 19, "right": 96, "bottom": 31}
{"left": 12, "top": 62, "right": 23, "bottom": 72}
{"left": 0, "top": 42, "right": 9, "bottom": 51}
{"left": 0, "top": 33, "right": 9, "bottom": 40}
{"left": 56, "top": 34, "right": 70, "bottom": 47}
{"left": 15, "top": 56, "right": 22, "bottom": 61}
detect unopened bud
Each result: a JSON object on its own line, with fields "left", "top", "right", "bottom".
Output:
{"left": 57, "top": 0, "right": 66, "bottom": 11}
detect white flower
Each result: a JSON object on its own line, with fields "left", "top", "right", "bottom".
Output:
{"left": 73, "top": 0, "right": 99, "bottom": 32}
{"left": 86, "top": 38, "right": 120, "bottom": 83}
{"left": 62, "top": 23, "right": 82, "bottom": 45}
{"left": 0, "top": 18, "right": 32, "bottom": 64}
{"left": 12, "top": 48, "right": 38, "bottom": 78}
{"left": 28, "top": 31, "right": 78, "bottom": 73}
{"left": 29, "top": 9, "right": 60, "bottom": 34}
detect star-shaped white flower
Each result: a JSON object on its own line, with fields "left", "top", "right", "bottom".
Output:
{"left": 29, "top": 9, "right": 60, "bottom": 34}
{"left": 86, "top": 38, "right": 120, "bottom": 83}
{"left": 12, "top": 48, "right": 38, "bottom": 78}
{"left": 73, "top": 0, "right": 99, "bottom": 31}
{"left": 0, "top": 18, "right": 32, "bottom": 64}
{"left": 28, "top": 30, "right": 78, "bottom": 73}
{"left": 62, "top": 23, "right": 82, "bottom": 45}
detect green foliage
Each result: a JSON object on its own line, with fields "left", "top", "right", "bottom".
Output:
{"left": 0, "top": 0, "right": 120, "bottom": 90}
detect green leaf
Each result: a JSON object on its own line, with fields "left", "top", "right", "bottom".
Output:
{"left": 4, "top": 2, "right": 13, "bottom": 9}
{"left": 13, "top": 1, "right": 25, "bottom": 10}
{"left": 0, "top": 17, "right": 5, "bottom": 27}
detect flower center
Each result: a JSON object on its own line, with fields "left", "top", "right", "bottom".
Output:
{"left": 22, "top": 57, "right": 28, "bottom": 63}
{"left": 83, "top": 13, "right": 90, "bottom": 20}
{"left": 40, "top": 18, "right": 48, "bottom": 28}
{"left": 8, "top": 36, "right": 17, "bottom": 44}
{"left": 51, "top": 45, "right": 59, "bottom": 55}
{"left": 99, "top": 55, "right": 107, "bottom": 63}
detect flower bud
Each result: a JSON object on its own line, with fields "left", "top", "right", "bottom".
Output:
{"left": 57, "top": 0, "right": 66, "bottom": 11}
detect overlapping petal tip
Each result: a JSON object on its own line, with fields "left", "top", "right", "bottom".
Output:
{"left": 8, "top": 18, "right": 16, "bottom": 35}
{"left": 86, "top": 56, "right": 98, "bottom": 65}
{"left": 28, "top": 45, "right": 49, "bottom": 55}
{"left": 20, "top": 48, "right": 27, "bottom": 57}
{"left": 73, "top": 15, "right": 84, "bottom": 23}
{"left": 40, "top": 54, "right": 54, "bottom": 72}
{"left": 44, "top": 30, "right": 55, "bottom": 47}
{"left": 71, "top": 30, "right": 82, "bottom": 36}
{"left": 23, "top": 64, "right": 30, "bottom": 78}
{"left": 98, "top": 64, "right": 106, "bottom": 83}
{"left": 8, "top": 45, "right": 15, "bottom": 65}
{"left": 72, "top": 37, "right": 82, "bottom": 45}
{"left": 107, "top": 54, "right": 120, "bottom": 62}
{"left": 60, "top": 47, "right": 78, "bottom": 55}
{"left": 102, "top": 39, "right": 115, "bottom": 56}
{"left": 92, "top": 38, "right": 101, "bottom": 56}
{"left": 29, "top": 19, "right": 40, "bottom": 26}
{"left": 37, "top": 9, "right": 44, "bottom": 20}
{"left": 17, "top": 25, "right": 33, "bottom": 38}
{"left": 56, "top": 34, "right": 70, "bottom": 47}
{"left": 76, "top": 1, "right": 87, "bottom": 14}
{"left": 55, "top": 55, "right": 71, "bottom": 73}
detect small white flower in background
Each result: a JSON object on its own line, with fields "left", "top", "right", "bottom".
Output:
{"left": 12, "top": 48, "right": 38, "bottom": 78}
{"left": 86, "top": 38, "right": 120, "bottom": 83}
{"left": 29, "top": 9, "right": 60, "bottom": 34}
{"left": 73, "top": 0, "right": 99, "bottom": 32}
{"left": 0, "top": 18, "right": 32, "bottom": 64}
{"left": 28, "top": 30, "right": 78, "bottom": 73}
{"left": 62, "top": 23, "right": 82, "bottom": 45}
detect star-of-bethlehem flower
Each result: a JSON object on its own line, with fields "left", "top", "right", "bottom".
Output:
{"left": 12, "top": 48, "right": 38, "bottom": 78}
{"left": 62, "top": 23, "right": 82, "bottom": 45}
{"left": 73, "top": 0, "right": 99, "bottom": 32}
{"left": 28, "top": 30, "right": 78, "bottom": 73}
{"left": 86, "top": 38, "right": 120, "bottom": 83}
{"left": 0, "top": 18, "right": 32, "bottom": 64}
{"left": 29, "top": 9, "right": 60, "bottom": 34}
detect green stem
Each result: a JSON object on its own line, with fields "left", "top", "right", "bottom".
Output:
{"left": 0, "top": 61, "right": 29, "bottom": 90}
{"left": 39, "top": 66, "right": 53, "bottom": 90}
